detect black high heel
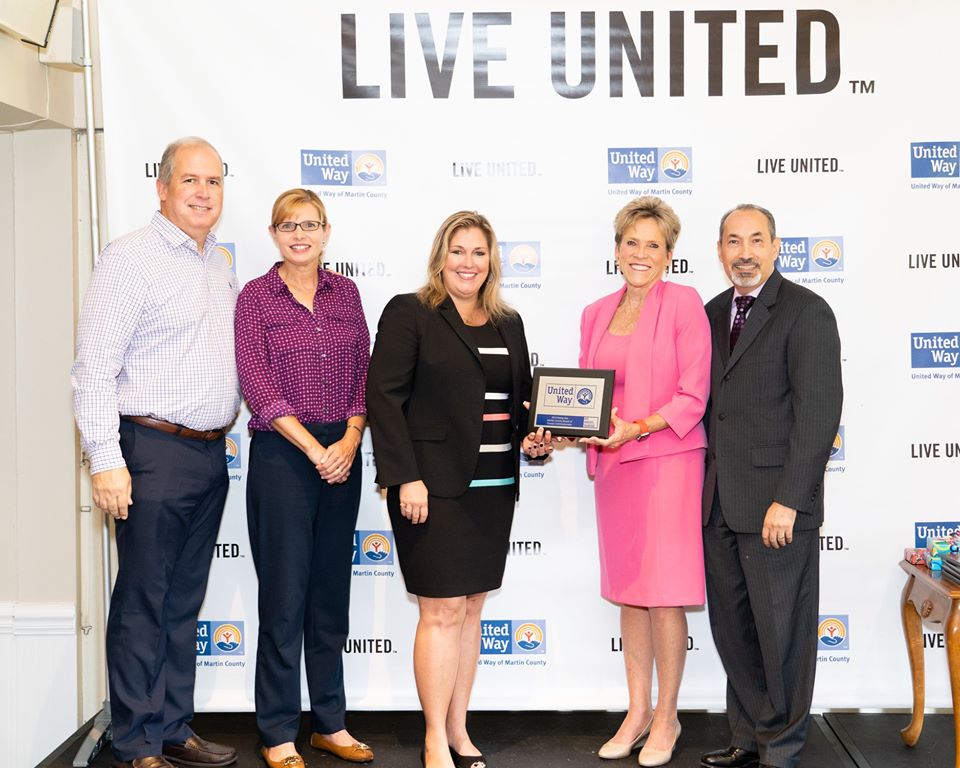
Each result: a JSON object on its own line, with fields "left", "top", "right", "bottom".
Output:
{"left": 449, "top": 746, "right": 487, "bottom": 768}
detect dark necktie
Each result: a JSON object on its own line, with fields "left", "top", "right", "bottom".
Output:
{"left": 730, "top": 295, "right": 756, "bottom": 351}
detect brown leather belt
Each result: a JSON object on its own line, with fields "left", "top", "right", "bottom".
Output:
{"left": 121, "top": 415, "right": 227, "bottom": 442}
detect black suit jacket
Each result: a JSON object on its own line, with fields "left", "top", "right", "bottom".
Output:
{"left": 367, "top": 293, "right": 533, "bottom": 498}
{"left": 702, "top": 271, "right": 843, "bottom": 532}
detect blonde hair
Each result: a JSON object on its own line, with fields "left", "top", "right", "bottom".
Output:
{"left": 613, "top": 196, "right": 681, "bottom": 252}
{"left": 416, "top": 211, "right": 513, "bottom": 321}
{"left": 270, "top": 188, "right": 328, "bottom": 229}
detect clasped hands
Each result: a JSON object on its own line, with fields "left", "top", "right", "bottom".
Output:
{"left": 309, "top": 434, "right": 360, "bottom": 484}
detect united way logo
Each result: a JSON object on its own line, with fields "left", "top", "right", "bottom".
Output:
{"left": 576, "top": 387, "right": 594, "bottom": 405}
{"left": 514, "top": 622, "right": 545, "bottom": 652}
{"left": 301, "top": 149, "right": 387, "bottom": 186}
{"left": 196, "top": 620, "right": 245, "bottom": 656}
{"left": 354, "top": 152, "right": 385, "bottom": 183}
{"left": 225, "top": 432, "right": 241, "bottom": 468}
{"left": 480, "top": 620, "right": 547, "bottom": 654}
{"left": 659, "top": 149, "right": 690, "bottom": 180}
{"left": 914, "top": 521, "right": 960, "bottom": 548}
{"left": 353, "top": 530, "right": 395, "bottom": 565}
{"left": 215, "top": 242, "right": 236, "bottom": 273}
{"left": 911, "top": 142, "right": 959, "bottom": 178}
{"left": 911, "top": 333, "right": 960, "bottom": 367}
{"left": 500, "top": 242, "right": 541, "bottom": 278}
{"left": 608, "top": 147, "right": 693, "bottom": 184}
{"left": 777, "top": 237, "right": 843, "bottom": 273}
{"left": 828, "top": 427, "right": 844, "bottom": 461}
{"left": 817, "top": 615, "right": 849, "bottom": 651}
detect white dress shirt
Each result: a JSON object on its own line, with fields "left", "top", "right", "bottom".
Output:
{"left": 72, "top": 212, "right": 240, "bottom": 474}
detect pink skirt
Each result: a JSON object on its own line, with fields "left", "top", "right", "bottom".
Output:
{"left": 594, "top": 448, "right": 705, "bottom": 607}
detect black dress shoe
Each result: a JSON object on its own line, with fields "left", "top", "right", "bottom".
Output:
{"left": 700, "top": 746, "right": 760, "bottom": 768}
{"left": 163, "top": 735, "right": 237, "bottom": 767}
{"left": 450, "top": 746, "right": 486, "bottom": 768}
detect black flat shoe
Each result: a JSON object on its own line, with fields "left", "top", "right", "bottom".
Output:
{"left": 449, "top": 747, "right": 486, "bottom": 768}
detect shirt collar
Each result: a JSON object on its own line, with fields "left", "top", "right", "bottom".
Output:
{"left": 266, "top": 262, "right": 333, "bottom": 296}
{"left": 151, "top": 210, "right": 217, "bottom": 256}
{"left": 734, "top": 279, "right": 766, "bottom": 303}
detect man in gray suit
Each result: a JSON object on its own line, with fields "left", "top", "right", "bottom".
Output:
{"left": 700, "top": 205, "right": 842, "bottom": 768}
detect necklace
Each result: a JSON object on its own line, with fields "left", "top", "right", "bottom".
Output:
{"left": 460, "top": 309, "right": 486, "bottom": 326}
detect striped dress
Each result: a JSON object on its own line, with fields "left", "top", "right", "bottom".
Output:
{"left": 387, "top": 321, "right": 517, "bottom": 597}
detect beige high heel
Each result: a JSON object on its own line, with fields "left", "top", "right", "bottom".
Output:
{"left": 636, "top": 722, "right": 681, "bottom": 767}
{"left": 598, "top": 714, "right": 654, "bottom": 760}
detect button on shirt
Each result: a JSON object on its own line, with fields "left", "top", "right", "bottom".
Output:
{"left": 235, "top": 264, "right": 370, "bottom": 431}
{"left": 71, "top": 212, "right": 241, "bottom": 474}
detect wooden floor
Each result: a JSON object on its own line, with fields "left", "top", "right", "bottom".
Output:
{"left": 43, "top": 709, "right": 954, "bottom": 768}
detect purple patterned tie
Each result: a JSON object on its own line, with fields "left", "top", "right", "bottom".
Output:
{"left": 730, "top": 295, "right": 756, "bottom": 351}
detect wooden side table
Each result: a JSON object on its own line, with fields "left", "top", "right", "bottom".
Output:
{"left": 900, "top": 559, "right": 960, "bottom": 767}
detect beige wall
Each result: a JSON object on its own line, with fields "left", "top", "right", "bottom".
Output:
{"left": 0, "top": 130, "right": 80, "bottom": 604}
{"left": 0, "top": 127, "right": 84, "bottom": 763}
{"left": 0, "top": 133, "right": 16, "bottom": 602}
{"left": 9, "top": 129, "right": 80, "bottom": 604}
{"left": 0, "top": 24, "right": 78, "bottom": 128}
{"left": 0, "top": 7, "right": 90, "bottom": 761}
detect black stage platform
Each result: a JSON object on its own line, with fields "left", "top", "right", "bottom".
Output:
{"left": 41, "top": 710, "right": 955, "bottom": 768}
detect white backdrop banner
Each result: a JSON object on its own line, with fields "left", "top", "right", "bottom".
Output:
{"left": 95, "top": 1, "right": 960, "bottom": 711}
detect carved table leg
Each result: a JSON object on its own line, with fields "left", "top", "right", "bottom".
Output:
{"left": 900, "top": 575, "right": 925, "bottom": 746}
{"left": 945, "top": 600, "right": 960, "bottom": 767}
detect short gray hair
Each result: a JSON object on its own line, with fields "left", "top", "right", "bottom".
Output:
{"left": 158, "top": 137, "right": 222, "bottom": 184}
{"left": 718, "top": 203, "right": 777, "bottom": 241}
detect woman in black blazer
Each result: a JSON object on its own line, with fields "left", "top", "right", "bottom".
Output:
{"left": 367, "top": 211, "right": 553, "bottom": 768}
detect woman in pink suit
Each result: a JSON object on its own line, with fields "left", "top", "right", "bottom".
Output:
{"left": 580, "top": 196, "right": 710, "bottom": 767}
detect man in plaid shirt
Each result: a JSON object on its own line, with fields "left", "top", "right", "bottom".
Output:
{"left": 72, "top": 137, "right": 240, "bottom": 768}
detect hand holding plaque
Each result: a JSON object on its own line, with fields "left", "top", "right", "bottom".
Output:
{"left": 527, "top": 367, "right": 615, "bottom": 438}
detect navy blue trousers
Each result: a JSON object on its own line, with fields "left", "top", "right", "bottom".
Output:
{"left": 247, "top": 423, "right": 361, "bottom": 747}
{"left": 108, "top": 420, "right": 229, "bottom": 761}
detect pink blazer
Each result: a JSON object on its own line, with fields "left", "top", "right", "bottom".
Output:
{"left": 579, "top": 280, "right": 711, "bottom": 476}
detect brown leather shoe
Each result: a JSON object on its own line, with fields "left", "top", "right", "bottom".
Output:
{"left": 259, "top": 746, "right": 307, "bottom": 768}
{"left": 112, "top": 758, "right": 176, "bottom": 768}
{"left": 309, "top": 733, "right": 374, "bottom": 763}
{"left": 163, "top": 735, "right": 237, "bottom": 766}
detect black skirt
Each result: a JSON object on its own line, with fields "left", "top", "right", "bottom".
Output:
{"left": 388, "top": 321, "right": 517, "bottom": 597}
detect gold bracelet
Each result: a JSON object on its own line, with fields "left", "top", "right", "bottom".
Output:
{"left": 347, "top": 423, "right": 364, "bottom": 437}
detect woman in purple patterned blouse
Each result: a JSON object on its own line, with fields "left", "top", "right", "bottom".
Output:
{"left": 235, "top": 188, "right": 373, "bottom": 768}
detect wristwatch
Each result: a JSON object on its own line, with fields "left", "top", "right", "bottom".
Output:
{"left": 633, "top": 419, "right": 651, "bottom": 441}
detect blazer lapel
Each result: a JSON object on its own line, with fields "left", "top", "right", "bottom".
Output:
{"left": 500, "top": 315, "right": 526, "bottom": 422}
{"left": 438, "top": 297, "right": 481, "bottom": 364}
{"left": 586, "top": 285, "right": 625, "bottom": 367}
{"left": 724, "top": 271, "right": 782, "bottom": 372}
{"left": 714, "top": 288, "right": 734, "bottom": 371}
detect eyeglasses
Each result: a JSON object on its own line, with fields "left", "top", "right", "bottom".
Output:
{"left": 275, "top": 220, "right": 325, "bottom": 233}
